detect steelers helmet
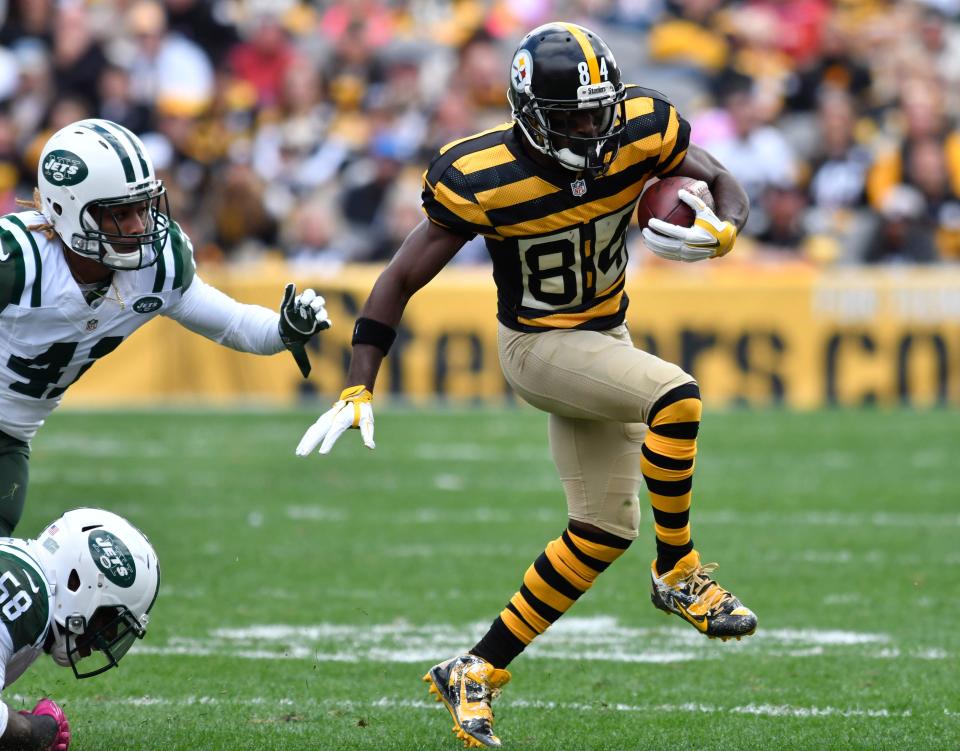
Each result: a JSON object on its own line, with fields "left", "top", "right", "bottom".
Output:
{"left": 29, "top": 507, "right": 160, "bottom": 679}
{"left": 37, "top": 119, "right": 169, "bottom": 270}
{"left": 508, "top": 22, "right": 627, "bottom": 175}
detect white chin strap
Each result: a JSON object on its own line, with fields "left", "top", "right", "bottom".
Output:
{"left": 49, "top": 625, "right": 71, "bottom": 667}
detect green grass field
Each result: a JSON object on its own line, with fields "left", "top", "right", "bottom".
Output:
{"left": 12, "top": 406, "right": 959, "bottom": 750}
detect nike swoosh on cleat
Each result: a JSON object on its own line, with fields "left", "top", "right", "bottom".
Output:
{"left": 676, "top": 602, "right": 709, "bottom": 633}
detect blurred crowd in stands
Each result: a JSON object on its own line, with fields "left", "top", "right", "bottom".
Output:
{"left": 2, "top": 0, "right": 960, "bottom": 268}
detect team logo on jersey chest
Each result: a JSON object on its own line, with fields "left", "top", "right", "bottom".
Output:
{"left": 571, "top": 178, "right": 587, "bottom": 197}
{"left": 42, "top": 149, "right": 88, "bottom": 186}
{"left": 133, "top": 296, "right": 163, "bottom": 314}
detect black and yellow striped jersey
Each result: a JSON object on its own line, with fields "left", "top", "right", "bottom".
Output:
{"left": 422, "top": 85, "right": 690, "bottom": 332}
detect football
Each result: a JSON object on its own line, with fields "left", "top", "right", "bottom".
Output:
{"left": 636, "top": 176, "right": 715, "bottom": 230}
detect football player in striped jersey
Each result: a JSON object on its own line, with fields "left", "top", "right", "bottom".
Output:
{"left": 0, "top": 507, "right": 159, "bottom": 751}
{"left": 297, "top": 23, "right": 756, "bottom": 747}
{"left": 0, "top": 119, "right": 333, "bottom": 536}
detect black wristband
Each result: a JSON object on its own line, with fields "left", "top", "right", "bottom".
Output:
{"left": 352, "top": 317, "right": 397, "bottom": 355}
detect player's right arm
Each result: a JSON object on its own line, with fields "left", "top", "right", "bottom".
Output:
{"left": 296, "top": 219, "right": 466, "bottom": 456}
{"left": 348, "top": 219, "right": 467, "bottom": 389}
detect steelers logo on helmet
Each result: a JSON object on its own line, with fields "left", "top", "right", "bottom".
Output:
{"left": 506, "top": 22, "right": 627, "bottom": 176}
{"left": 511, "top": 50, "right": 532, "bottom": 92}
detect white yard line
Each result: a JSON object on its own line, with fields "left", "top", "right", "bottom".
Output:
{"left": 280, "top": 505, "right": 960, "bottom": 528}
{"left": 132, "top": 615, "right": 947, "bottom": 665}
{"left": 4, "top": 693, "right": 916, "bottom": 718}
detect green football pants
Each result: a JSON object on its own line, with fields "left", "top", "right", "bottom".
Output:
{"left": 0, "top": 431, "right": 29, "bottom": 536}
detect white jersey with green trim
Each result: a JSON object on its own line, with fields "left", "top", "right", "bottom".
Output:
{"left": 0, "top": 539, "right": 54, "bottom": 736}
{"left": 0, "top": 210, "right": 285, "bottom": 442}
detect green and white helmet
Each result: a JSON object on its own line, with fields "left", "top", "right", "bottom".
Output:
{"left": 29, "top": 507, "right": 160, "bottom": 679}
{"left": 37, "top": 118, "right": 169, "bottom": 270}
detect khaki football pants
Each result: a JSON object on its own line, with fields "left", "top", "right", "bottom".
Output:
{"left": 498, "top": 323, "right": 693, "bottom": 540}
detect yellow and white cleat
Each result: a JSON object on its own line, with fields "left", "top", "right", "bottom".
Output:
{"left": 650, "top": 550, "right": 757, "bottom": 640}
{"left": 423, "top": 653, "right": 511, "bottom": 748}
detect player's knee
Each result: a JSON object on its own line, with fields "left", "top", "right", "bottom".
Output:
{"left": 648, "top": 381, "right": 701, "bottom": 428}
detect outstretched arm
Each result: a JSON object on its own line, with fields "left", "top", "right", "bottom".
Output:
{"left": 347, "top": 219, "right": 467, "bottom": 390}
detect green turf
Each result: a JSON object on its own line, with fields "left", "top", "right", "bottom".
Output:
{"left": 12, "top": 406, "right": 959, "bottom": 750}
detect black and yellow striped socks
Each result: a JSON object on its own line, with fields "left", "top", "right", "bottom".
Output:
{"left": 641, "top": 382, "right": 701, "bottom": 576}
{"left": 470, "top": 524, "right": 631, "bottom": 669}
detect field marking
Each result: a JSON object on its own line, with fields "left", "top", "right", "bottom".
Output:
{"left": 5, "top": 692, "right": 917, "bottom": 719}
{"left": 132, "top": 615, "right": 948, "bottom": 666}
{"left": 280, "top": 504, "right": 960, "bottom": 528}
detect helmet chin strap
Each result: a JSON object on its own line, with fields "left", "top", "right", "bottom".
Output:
{"left": 48, "top": 622, "right": 72, "bottom": 667}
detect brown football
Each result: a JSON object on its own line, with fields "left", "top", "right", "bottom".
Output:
{"left": 636, "top": 176, "right": 715, "bottom": 230}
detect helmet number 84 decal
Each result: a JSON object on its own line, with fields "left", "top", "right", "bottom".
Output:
{"left": 578, "top": 58, "right": 608, "bottom": 86}
{"left": 0, "top": 571, "right": 33, "bottom": 621}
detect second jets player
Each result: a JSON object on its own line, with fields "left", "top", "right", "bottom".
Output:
{"left": 0, "top": 119, "right": 332, "bottom": 535}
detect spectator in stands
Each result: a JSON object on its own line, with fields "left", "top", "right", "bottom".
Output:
{"left": 808, "top": 89, "right": 871, "bottom": 212}
{"left": 695, "top": 72, "right": 798, "bottom": 236}
{"left": 755, "top": 179, "right": 809, "bottom": 255}
{"left": 785, "top": 13, "right": 873, "bottom": 113}
{"left": 122, "top": 0, "right": 214, "bottom": 117}
{"left": 862, "top": 185, "right": 938, "bottom": 264}
{"left": 228, "top": 5, "right": 300, "bottom": 109}
{"left": 251, "top": 64, "right": 349, "bottom": 220}
{"left": 51, "top": 3, "right": 108, "bottom": 105}
{"left": 97, "top": 64, "right": 152, "bottom": 135}
{"left": 867, "top": 77, "right": 960, "bottom": 211}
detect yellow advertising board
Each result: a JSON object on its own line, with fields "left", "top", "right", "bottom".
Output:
{"left": 65, "top": 264, "right": 960, "bottom": 409}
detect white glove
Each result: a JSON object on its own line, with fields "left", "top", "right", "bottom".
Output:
{"left": 296, "top": 386, "right": 375, "bottom": 456}
{"left": 641, "top": 189, "right": 738, "bottom": 263}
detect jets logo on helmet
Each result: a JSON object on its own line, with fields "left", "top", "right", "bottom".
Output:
{"left": 37, "top": 118, "right": 170, "bottom": 271}
{"left": 89, "top": 531, "right": 136, "bottom": 588}
{"left": 42, "top": 150, "right": 88, "bottom": 186}
{"left": 507, "top": 23, "right": 627, "bottom": 175}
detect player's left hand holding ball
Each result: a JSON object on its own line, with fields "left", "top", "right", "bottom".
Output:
{"left": 296, "top": 385, "right": 375, "bottom": 456}
{"left": 642, "top": 189, "right": 738, "bottom": 263}
{"left": 278, "top": 282, "right": 332, "bottom": 377}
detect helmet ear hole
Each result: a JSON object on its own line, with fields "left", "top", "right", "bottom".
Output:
{"left": 52, "top": 202, "right": 63, "bottom": 216}
{"left": 68, "top": 569, "right": 81, "bottom": 592}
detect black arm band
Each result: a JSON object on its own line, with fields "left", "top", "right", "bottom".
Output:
{"left": 351, "top": 317, "right": 397, "bottom": 355}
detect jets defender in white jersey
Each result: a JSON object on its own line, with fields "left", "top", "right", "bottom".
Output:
{"left": 0, "top": 119, "right": 332, "bottom": 535}
{"left": 0, "top": 507, "right": 160, "bottom": 751}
